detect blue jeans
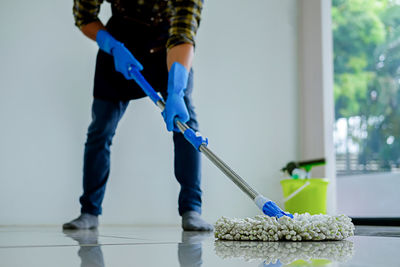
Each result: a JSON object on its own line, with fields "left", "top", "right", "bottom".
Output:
{"left": 79, "top": 72, "right": 202, "bottom": 216}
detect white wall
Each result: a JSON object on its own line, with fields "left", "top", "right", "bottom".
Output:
{"left": 337, "top": 173, "right": 400, "bottom": 217}
{"left": 0, "top": 0, "right": 299, "bottom": 225}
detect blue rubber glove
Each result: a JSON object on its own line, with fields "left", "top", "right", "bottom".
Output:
{"left": 96, "top": 30, "right": 143, "bottom": 79}
{"left": 162, "top": 62, "right": 190, "bottom": 132}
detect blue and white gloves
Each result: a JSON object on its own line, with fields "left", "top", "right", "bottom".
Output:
{"left": 162, "top": 62, "right": 190, "bottom": 132}
{"left": 96, "top": 30, "right": 143, "bottom": 79}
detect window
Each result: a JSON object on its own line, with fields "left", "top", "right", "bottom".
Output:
{"left": 333, "top": 0, "right": 400, "bottom": 176}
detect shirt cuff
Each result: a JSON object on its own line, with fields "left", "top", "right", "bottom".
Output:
{"left": 166, "top": 34, "right": 195, "bottom": 50}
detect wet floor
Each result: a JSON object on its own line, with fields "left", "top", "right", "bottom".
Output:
{"left": 0, "top": 226, "right": 399, "bottom": 266}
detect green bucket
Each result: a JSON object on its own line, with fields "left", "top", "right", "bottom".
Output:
{"left": 280, "top": 178, "right": 329, "bottom": 215}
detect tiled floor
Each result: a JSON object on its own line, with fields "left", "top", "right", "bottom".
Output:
{"left": 0, "top": 225, "right": 399, "bottom": 266}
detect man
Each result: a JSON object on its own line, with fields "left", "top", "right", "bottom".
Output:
{"left": 63, "top": 0, "right": 213, "bottom": 231}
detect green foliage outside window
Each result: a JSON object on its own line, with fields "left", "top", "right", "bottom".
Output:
{"left": 333, "top": 0, "right": 400, "bottom": 173}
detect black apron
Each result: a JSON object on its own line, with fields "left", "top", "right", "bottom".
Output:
{"left": 93, "top": 1, "right": 170, "bottom": 101}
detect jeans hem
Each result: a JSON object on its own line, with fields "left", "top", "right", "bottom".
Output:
{"left": 81, "top": 207, "right": 102, "bottom": 216}
{"left": 179, "top": 205, "right": 202, "bottom": 216}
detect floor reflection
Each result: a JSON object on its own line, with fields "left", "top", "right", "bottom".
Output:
{"left": 214, "top": 239, "right": 354, "bottom": 266}
{"left": 63, "top": 229, "right": 104, "bottom": 267}
{"left": 178, "top": 231, "right": 212, "bottom": 267}
{"left": 63, "top": 229, "right": 212, "bottom": 267}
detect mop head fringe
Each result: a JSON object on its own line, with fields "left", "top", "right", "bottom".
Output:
{"left": 214, "top": 213, "right": 354, "bottom": 241}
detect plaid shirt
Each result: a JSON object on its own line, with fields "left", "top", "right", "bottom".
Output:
{"left": 73, "top": 0, "right": 203, "bottom": 49}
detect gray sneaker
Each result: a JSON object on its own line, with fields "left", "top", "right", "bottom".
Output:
{"left": 182, "top": 211, "right": 214, "bottom": 231}
{"left": 63, "top": 213, "right": 99, "bottom": 230}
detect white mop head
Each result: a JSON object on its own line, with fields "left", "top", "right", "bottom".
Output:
{"left": 214, "top": 213, "right": 354, "bottom": 241}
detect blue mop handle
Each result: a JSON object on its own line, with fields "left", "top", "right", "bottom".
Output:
{"left": 129, "top": 67, "right": 163, "bottom": 105}
{"left": 129, "top": 67, "right": 208, "bottom": 151}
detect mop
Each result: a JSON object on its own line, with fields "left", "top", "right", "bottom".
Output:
{"left": 128, "top": 67, "right": 355, "bottom": 241}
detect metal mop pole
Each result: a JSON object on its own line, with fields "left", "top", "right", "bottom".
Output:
{"left": 129, "top": 67, "right": 292, "bottom": 218}
{"left": 179, "top": 120, "right": 259, "bottom": 200}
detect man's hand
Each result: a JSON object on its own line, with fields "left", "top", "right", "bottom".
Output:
{"left": 96, "top": 30, "right": 143, "bottom": 79}
{"left": 163, "top": 43, "right": 194, "bottom": 132}
{"left": 162, "top": 62, "right": 190, "bottom": 132}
